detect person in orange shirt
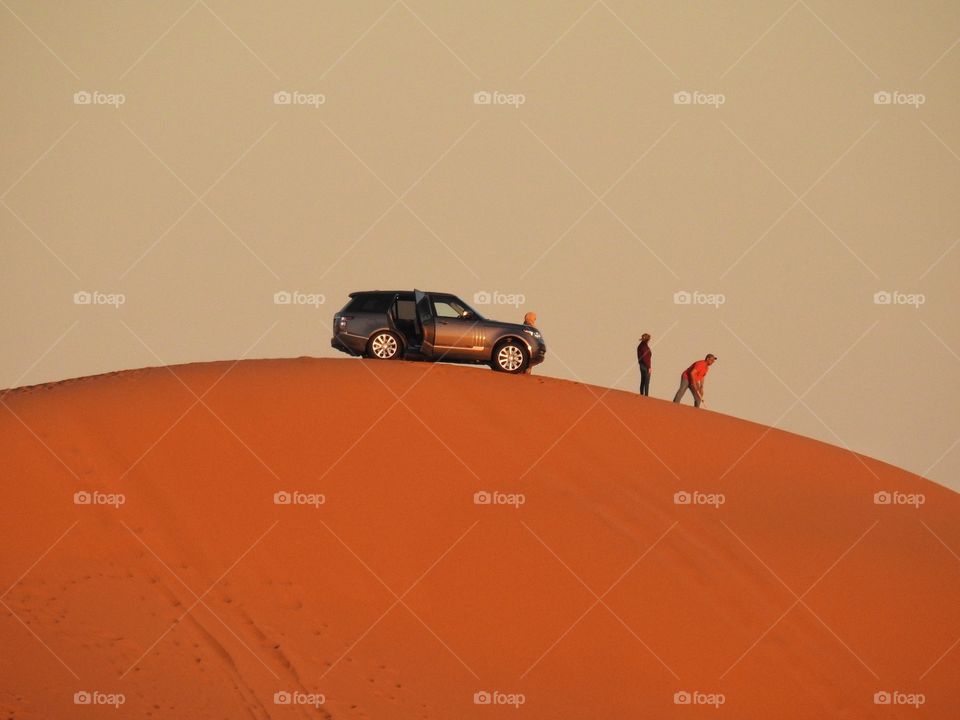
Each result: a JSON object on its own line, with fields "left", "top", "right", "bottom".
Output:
{"left": 522, "top": 311, "right": 537, "bottom": 375}
{"left": 673, "top": 354, "right": 717, "bottom": 408}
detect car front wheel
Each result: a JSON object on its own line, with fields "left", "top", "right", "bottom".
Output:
{"left": 492, "top": 339, "right": 529, "bottom": 374}
{"left": 367, "top": 331, "right": 402, "bottom": 360}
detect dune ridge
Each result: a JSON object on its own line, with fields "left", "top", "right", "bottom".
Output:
{"left": 1, "top": 357, "right": 957, "bottom": 718}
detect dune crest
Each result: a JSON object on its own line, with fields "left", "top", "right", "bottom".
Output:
{"left": 1, "top": 357, "right": 957, "bottom": 718}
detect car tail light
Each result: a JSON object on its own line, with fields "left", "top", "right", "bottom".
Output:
{"left": 338, "top": 315, "right": 351, "bottom": 331}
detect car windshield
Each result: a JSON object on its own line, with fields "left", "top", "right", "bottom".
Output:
{"left": 432, "top": 296, "right": 483, "bottom": 320}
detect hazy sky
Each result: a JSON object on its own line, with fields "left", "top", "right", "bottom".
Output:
{"left": 2, "top": 1, "right": 958, "bottom": 490}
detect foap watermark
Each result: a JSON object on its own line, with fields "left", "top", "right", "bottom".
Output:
{"left": 73, "top": 90, "right": 125, "bottom": 108}
{"left": 74, "top": 490, "right": 125, "bottom": 508}
{"left": 873, "top": 290, "right": 925, "bottom": 308}
{"left": 473, "top": 290, "right": 525, "bottom": 308}
{"left": 873, "top": 490, "right": 924, "bottom": 508}
{"left": 74, "top": 290, "right": 125, "bottom": 308}
{"left": 673, "top": 290, "right": 725, "bottom": 308}
{"left": 673, "top": 90, "right": 725, "bottom": 108}
{"left": 474, "top": 490, "right": 525, "bottom": 508}
{"left": 874, "top": 690, "right": 925, "bottom": 708}
{"left": 273, "top": 90, "right": 326, "bottom": 108}
{"left": 473, "top": 90, "right": 526, "bottom": 108}
{"left": 273, "top": 690, "right": 325, "bottom": 707}
{"left": 274, "top": 490, "right": 326, "bottom": 508}
{"left": 674, "top": 490, "right": 725, "bottom": 509}
{"left": 274, "top": 290, "right": 325, "bottom": 307}
{"left": 473, "top": 690, "right": 526, "bottom": 708}
{"left": 873, "top": 91, "right": 925, "bottom": 109}
{"left": 674, "top": 690, "right": 725, "bottom": 708}
{"left": 74, "top": 690, "right": 125, "bottom": 708}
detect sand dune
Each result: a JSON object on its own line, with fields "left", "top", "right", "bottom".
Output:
{"left": 1, "top": 357, "right": 957, "bottom": 718}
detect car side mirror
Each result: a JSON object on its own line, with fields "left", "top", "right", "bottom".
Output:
{"left": 461, "top": 311, "right": 473, "bottom": 319}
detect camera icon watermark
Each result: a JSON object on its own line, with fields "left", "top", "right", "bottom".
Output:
{"left": 873, "top": 290, "right": 925, "bottom": 308}
{"left": 473, "top": 90, "right": 526, "bottom": 108}
{"left": 273, "top": 690, "right": 325, "bottom": 707}
{"left": 73, "top": 90, "right": 126, "bottom": 108}
{"left": 472, "top": 290, "right": 525, "bottom": 308}
{"left": 873, "top": 90, "right": 925, "bottom": 108}
{"left": 473, "top": 490, "right": 525, "bottom": 508}
{"left": 873, "top": 690, "right": 925, "bottom": 707}
{"left": 673, "top": 290, "right": 725, "bottom": 308}
{"left": 73, "top": 290, "right": 126, "bottom": 308}
{"left": 273, "top": 490, "right": 326, "bottom": 508}
{"left": 673, "top": 690, "right": 725, "bottom": 707}
{"left": 273, "top": 90, "right": 326, "bottom": 108}
{"left": 74, "top": 490, "right": 126, "bottom": 508}
{"left": 673, "top": 490, "right": 725, "bottom": 508}
{"left": 473, "top": 690, "right": 526, "bottom": 707}
{"left": 273, "top": 290, "right": 326, "bottom": 307}
{"left": 673, "top": 90, "right": 725, "bottom": 108}
{"left": 873, "top": 490, "right": 924, "bottom": 508}
{"left": 74, "top": 690, "right": 125, "bottom": 707}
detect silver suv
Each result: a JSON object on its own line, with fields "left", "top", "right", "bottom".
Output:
{"left": 331, "top": 290, "right": 546, "bottom": 373}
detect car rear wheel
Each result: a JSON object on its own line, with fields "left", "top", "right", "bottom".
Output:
{"left": 492, "top": 339, "right": 529, "bottom": 374}
{"left": 367, "top": 331, "right": 402, "bottom": 360}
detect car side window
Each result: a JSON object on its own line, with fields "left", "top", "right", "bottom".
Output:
{"left": 348, "top": 294, "right": 392, "bottom": 313}
{"left": 395, "top": 299, "right": 416, "bottom": 321}
{"left": 433, "top": 300, "right": 463, "bottom": 319}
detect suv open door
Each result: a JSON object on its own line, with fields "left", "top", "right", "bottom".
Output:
{"left": 414, "top": 289, "right": 436, "bottom": 356}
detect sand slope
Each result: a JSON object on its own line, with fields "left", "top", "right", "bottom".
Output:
{"left": 1, "top": 357, "right": 958, "bottom": 719}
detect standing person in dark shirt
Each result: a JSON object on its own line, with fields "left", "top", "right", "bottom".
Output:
{"left": 637, "top": 333, "right": 652, "bottom": 396}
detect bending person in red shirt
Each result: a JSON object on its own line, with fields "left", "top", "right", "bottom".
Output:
{"left": 673, "top": 354, "right": 717, "bottom": 408}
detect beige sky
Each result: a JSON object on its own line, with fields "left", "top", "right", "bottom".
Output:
{"left": 2, "top": 1, "right": 958, "bottom": 490}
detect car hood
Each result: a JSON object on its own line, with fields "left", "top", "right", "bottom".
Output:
{"left": 479, "top": 320, "right": 541, "bottom": 336}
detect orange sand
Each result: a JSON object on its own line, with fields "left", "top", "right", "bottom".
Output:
{"left": 1, "top": 357, "right": 957, "bottom": 718}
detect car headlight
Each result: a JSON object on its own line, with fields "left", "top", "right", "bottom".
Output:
{"left": 523, "top": 329, "right": 541, "bottom": 339}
